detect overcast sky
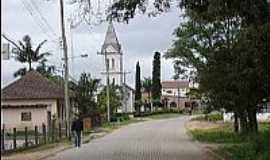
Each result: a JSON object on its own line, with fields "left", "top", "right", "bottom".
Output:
{"left": 1, "top": 0, "right": 182, "bottom": 88}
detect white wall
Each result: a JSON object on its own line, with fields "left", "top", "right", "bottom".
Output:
{"left": 224, "top": 112, "right": 270, "bottom": 122}
{"left": 106, "top": 54, "right": 122, "bottom": 86}
{"left": 1, "top": 107, "right": 47, "bottom": 129}
{"left": 1, "top": 99, "right": 58, "bottom": 129}
{"left": 162, "top": 88, "right": 189, "bottom": 98}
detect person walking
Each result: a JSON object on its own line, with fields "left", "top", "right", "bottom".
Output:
{"left": 71, "top": 117, "right": 83, "bottom": 148}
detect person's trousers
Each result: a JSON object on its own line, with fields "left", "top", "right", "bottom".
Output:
{"left": 74, "top": 131, "right": 81, "bottom": 147}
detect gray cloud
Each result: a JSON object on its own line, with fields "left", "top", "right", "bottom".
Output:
{"left": 1, "top": 0, "right": 181, "bottom": 88}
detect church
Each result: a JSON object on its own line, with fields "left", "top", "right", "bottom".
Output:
{"left": 100, "top": 22, "right": 135, "bottom": 114}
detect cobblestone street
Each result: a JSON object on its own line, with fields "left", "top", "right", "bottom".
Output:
{"left": 46, "top": 116, "right": 204, "bottom": 160}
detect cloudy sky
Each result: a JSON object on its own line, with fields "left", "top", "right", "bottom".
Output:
{"left": 1, "top": 0, "right": 182, "bottom": 88}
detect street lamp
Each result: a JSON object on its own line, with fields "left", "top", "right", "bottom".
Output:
{"left": 61, "top": 54, "right": 88, "bottom": 61}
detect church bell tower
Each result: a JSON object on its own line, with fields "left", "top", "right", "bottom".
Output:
{"left": 101, "top": 21, "right": 123, "bottom": 86}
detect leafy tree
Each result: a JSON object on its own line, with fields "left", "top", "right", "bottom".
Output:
{"left": 142, "top": 77, "right": 152, "bottom": 103}
{"left": 97, "top": 84, "right": 121, "bottom": 115}
{"left": 152, "top": 52, "right": 161, "bottom": 107}
{"left": 165, "top": 0, "right": 270, "bottom": 134}
{"left": 2, "top": 35, "right": 52, "bottom": 77}
{"left": 75, "top": 73, "right": 101, "bottom": 116}
{"left": 135, "top": 61, "right": 142, "bottom": 114}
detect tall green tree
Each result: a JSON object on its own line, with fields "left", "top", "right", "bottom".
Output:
{"left": 142, "top": 77, "right": 152, "bottom": 103}
{"left": 2, "top": 35, "right": 52, "bottom": 77}
{"left": 75, "top": 73, "right": 101, "bottom": 116}
{"left": 152, "top": 52, "right": 161, "bottom": 107}
{"left": 165, "top": 0, "right": 270, "bottom": 134}
{"left": 135, "top": 61, "right": 142, "bottom": 114}
{"left": 97, "top": 84, "right": 121, "bottom": 115}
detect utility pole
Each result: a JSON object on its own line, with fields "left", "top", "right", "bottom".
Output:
{"left": 105, "top": 53, "right": 110, "bottom": 122}
{"left": 59, "top": 0, "right": 70, "bottom": 137}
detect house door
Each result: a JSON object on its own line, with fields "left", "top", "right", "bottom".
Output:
{"left": 47, "top": 111, "right": 51, "bottom": 129}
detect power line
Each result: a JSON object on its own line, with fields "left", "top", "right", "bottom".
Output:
{"left": 28, "top": 0, "right": 58, "bottom": 37}
{"left": 20, "top": 0, "right": 59, "bottom": 43}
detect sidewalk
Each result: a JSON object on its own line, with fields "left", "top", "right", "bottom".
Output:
{"left": 1, "top": 130, "right": 108, "bottom": 160}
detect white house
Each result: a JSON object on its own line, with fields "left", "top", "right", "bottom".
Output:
{"left": 1, "top": 71, "right": 76, "bottom": 129}
{"left": 100, "top": 22, "right": 135, "bottom": 113}
{"left": 161, "top": 80, "right": 201, "bottom": 110}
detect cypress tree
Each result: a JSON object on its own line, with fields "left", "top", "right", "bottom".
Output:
{"left": 135, "top": 61, "right": 142, "bottom": 115}
{"left": 152, "top": 52, "right": 161, "bottom": 108}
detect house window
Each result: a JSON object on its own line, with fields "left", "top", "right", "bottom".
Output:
{"left": 21, "top": 112, "right": 32, "bottom": 121}
{"left": 166, "top": 90, "right": 172, "bottom": 94}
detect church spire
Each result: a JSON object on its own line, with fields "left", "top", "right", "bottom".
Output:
{"left": 102, "top": 21, "right": 121, "bottom": 53}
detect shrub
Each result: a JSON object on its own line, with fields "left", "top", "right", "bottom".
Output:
{"left": 192, "top": 113, "right": 223, "bottom": 122}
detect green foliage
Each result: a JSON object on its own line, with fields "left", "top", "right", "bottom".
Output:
{"left": 137, "top": 108, "right": 183, "bottom": 117}
{"left": 191, "top": 113, "right": 223, "bottom": 122}
{"left": 141, "top": 77, "right": 152, "bottom": 102}
{"left": 75, "top": 73, "right": 101, "bottom": 116}
{"left": 110, "top": 113, "right": 130, "bottom": 122}
{"left": 135, "top": 61, "right": 142, "bottom": 113}
{"left": 152, "top": 52, "right": 161, "bottom": 106}
{"left": 165, "top": 0, "right": 270, "bottom": 134}
{"left": 97, "top": 84, "right": 121, "bottom": 115}
{"left": 190, "top": 123, "right": 270, "bottom": 160}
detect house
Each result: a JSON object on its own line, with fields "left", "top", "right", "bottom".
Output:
{"left": 161, "top": 80, "right": 200, "bottom": 110}
{"left": 1, "top": 71, "right": 76, "bottom": 129}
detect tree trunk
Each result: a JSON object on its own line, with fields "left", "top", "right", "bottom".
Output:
{"left": 247, "top": 107, "right": 258, "bottom": 133}
{"left": 239, "top": 111, "right": 248, "bottom": 135}
{"left": 29, "top": 60, "right": 32, "bottom": 71}
{"left": 233, "top": 111, "right": 239, "bottom": 133}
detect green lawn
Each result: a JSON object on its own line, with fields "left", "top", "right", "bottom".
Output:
{"left": 189, "top": 122, "right": 270, "bottom": 160}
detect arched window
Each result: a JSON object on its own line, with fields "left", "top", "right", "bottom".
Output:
{"left": 106, "top": 58, "right": 110, "bottom": 69}
{"left": 112, "top": 58, "right": 115, "bottom": 69}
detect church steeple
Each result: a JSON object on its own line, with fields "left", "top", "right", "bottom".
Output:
{"left": 102, "top": 22, "right": 121, "bottom": 53}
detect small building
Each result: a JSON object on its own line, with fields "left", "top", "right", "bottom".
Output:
{"left": 1, "top": 71, "right": 75, "bottom": 129}
{"left": 161, "top": 80, "right": 200, "bottom": 110}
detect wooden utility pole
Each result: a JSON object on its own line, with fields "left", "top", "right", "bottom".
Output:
{"left": 105, "top": 54, "right": 110, "bottom": 122}
{"left": 59, "top": 0, "right": 70, "bottom": 137}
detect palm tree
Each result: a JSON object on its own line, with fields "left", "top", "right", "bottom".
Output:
{"left": 2, "top": 34, "right": 50, "bottom": 77}
{"left": 36, "top": 59, "right": 56, "bottom": 78}
{"left": 142, "top": 77, "right": 152, "bottom": 103}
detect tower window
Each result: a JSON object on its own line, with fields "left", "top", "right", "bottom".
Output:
{"left": 112, "top": 58, "right": 115, "bottom": 69}
{"left": 106, "top": 58, "right": 110, "bottom": 69}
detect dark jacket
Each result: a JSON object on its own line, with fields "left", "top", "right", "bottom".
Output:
{"left": 71, "top": 119, "right": 83, "bottom": 132}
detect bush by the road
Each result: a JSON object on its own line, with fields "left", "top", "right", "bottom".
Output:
{"left": 190, "top": 122, "right": 270, "bottom": 160}
{"left": 192, "top": 113, "right": 223, "bottom": 122}
{"left": 135, "top": 108, "right": 183, "bottom": 117}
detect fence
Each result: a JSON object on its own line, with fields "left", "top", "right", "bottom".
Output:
{"left": 1, "top": 120, "right": 68, "bottom": 153}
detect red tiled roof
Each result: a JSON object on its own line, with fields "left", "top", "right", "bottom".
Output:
{"left": 1, "top": 71, "right": 75, "bottom": 100}
{"left": 162, "top": 81, "right": 189, "bottom": 89}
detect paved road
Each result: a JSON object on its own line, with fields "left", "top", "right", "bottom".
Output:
{"left": 47, "top": 116, "right": 204, "bottom": 160}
